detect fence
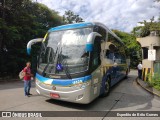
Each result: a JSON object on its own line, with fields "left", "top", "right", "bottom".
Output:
{"left": 154, "top": 61, "right": 160, "bottom": 73}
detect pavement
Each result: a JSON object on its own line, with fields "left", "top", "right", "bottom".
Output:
{"left": 0, "top": 70, "right": 160, "bottom": 120}
{"left": 136, "top": 78, "right": 160, "bottom": 97}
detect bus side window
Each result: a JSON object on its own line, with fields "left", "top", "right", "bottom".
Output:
{"left": 114, "top": 52, "right": 121, "bottom": 64}
{"left": 106, "top": 50, "right": 113, "bottom": 59}
{"left": 121, "top": 53, "right": 126, "bottom": 64}
{"left": 91, "top": 37, "right": 101, "bottom": 71}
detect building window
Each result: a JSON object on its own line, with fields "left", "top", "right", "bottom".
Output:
{"left": 142, "top": 47, "right": 148, "bottom": 59}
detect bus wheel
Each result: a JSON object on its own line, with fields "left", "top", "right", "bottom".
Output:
{"left": 102, "top": 77, "right": 110, "bottom": 97}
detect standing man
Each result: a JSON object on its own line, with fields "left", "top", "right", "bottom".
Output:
{"left": 137, "top": 62, "right": 143, "bottom": 79}
{"left": 23, "top": 62, "right": 33, "bottom": 97}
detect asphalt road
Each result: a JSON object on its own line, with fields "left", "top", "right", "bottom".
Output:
{"left": 0, "top": 70, "right": 160, "bottom": 120}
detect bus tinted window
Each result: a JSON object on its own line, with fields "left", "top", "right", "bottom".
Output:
{"left": 90, "top": 37, "right": 101, "bottom": 71}
{"left": 107, "top": 33, "right": 126, "bottom": 64}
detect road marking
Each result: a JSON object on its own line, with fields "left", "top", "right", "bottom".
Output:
{"left": 102, "top": 93, "right": 124, "bottom": 120}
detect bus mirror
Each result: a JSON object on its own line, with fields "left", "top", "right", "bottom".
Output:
{"left": 86, "top": 32, "right": 102, "bottom": 52}
{"left": 27, "top": 38, "right": 43, "bottom": 55}
{"left": 107, "top": 42, "right": 116, "bottom": 52}
{"left": 109, "top": 44, "right": 116, "bottom": 52}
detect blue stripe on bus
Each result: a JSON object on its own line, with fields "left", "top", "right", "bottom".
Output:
{"left": 36, "top": 73, "right": 92, "bottom": 86}
{"left": 48, "top": 22, "right": 93, "bottom": 32}
{"left": 27, "top": 48, "right": 31, "bottom": 55}
{"left": 86, "top": 44, "right": 93, "bottom": 52}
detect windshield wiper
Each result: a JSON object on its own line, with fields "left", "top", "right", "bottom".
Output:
{"left": 48, "top": 48, "right": 59, "bottom": 74}
{"left": 62, "top": 59, "right": 72, "bottom": 79}
{"left": 58, "top": 48, "right": 72, "bottom": 79}
{"left": 43, "top": 45, "right": 72, "bottom": 79}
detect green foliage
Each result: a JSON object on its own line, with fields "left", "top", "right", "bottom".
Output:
{"left": 112, "top": 30, "right": 141, "bottom": 68}
{"left": 0, "top": 0, "right": 63, "bottom": 77}
{"left": 63, "top": 10, "right": 84, "bottom": 24}
{"left": 132, "top": 16, "right": 160, "bottom": 37}
{"left": 147, "top": 72, "right": 160, "bottom": 91}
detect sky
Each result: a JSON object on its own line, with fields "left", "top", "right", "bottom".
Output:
{"left": 35, "top": 0, "right": 160, "bottom": 32}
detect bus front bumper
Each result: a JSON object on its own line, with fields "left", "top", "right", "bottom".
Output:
{"left": 36, "top": 83, "right": 92, "bottom": 104}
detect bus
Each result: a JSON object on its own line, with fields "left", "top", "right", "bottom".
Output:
{"left": 27, "top": 22, "right": 130, "bottom": 104}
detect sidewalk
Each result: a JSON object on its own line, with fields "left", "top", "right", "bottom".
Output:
{"left": 136, "top": 78, "right": 160, "bottom": 97}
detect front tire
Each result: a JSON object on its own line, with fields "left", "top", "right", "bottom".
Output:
{"left": 102, "top": 77, "right": 110, "bottom": 97}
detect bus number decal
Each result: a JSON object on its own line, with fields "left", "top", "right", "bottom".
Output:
{"left": 72, "top": 80, "right": 83, "bottom": 85}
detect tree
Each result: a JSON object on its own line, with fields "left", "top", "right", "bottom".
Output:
{"left": 131, "top": 16, "right": 160, "bottom": 37}
{"left": 113, "top": 30, "right": 141, "bottom": 68}
{"left": 0, "top": 0, "right": 63, "bottom": 77}
{"left": 63, "top": 10, "right": 84, "bottom": 24}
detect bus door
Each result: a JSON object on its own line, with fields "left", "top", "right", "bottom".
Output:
{"left": 90, "top": 38, "right": 102, "bottom": 99}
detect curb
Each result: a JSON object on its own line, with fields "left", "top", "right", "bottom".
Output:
{"left": 136, "top": 78, "right": 160, "bottom": 97}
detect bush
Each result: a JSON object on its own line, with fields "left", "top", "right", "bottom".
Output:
{"left": 147, "top": 72, "right": 160, "bottom": 90}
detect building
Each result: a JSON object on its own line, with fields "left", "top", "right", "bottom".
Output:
{"left": 137, "top": 31, "right": 160, "bottom": 81}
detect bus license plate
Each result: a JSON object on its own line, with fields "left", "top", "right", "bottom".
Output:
{"left": 50, "top": 93, "right": 60, "bottom": 98}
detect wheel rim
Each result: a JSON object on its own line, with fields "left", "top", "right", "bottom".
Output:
{"left": 105, "top": 80, "right": 109, "bottom": 93}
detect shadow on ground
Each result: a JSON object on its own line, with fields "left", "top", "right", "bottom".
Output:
{"left": 44, "top": 74, "right": 157, "bottom": 111}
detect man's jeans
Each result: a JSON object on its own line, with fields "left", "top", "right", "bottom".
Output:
{"left": 24, "top": 80, "right": 31, "bottom": 96}
{"left": 138, "top": 70, "right": 142, "bottom": 79}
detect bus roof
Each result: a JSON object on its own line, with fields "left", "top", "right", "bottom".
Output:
{"left": 48, "top": 22, "right": 94, "bottom": 32}
{"left": 48, "top": 22, "right": 125, "bottom": 46}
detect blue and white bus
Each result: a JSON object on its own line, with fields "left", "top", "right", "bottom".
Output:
{"left": 27, "top": 22, "right": 130, "bottom": 104}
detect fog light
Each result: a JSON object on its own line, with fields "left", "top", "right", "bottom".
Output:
{"left": 76, "top": 94, "right": 83, "bottom": 101}
{"left": 52, "top": 86, "right": 56, "bottom": 90}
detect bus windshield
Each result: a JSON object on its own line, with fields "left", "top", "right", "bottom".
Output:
{"left": 38, "top": 27, "right": 92, "bottom": 75}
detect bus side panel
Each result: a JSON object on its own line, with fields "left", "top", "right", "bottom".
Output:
{"left": 90, "top": 67, "right": 102, "bottom": 101}
{"left": 100, "top": 66, "right": 112, "bottom": 95}
{"left": 116, "top": 64, "right": 127, "bottom": 82}
{"left": 100, "top": 64, "right": 127, "bottom": 95}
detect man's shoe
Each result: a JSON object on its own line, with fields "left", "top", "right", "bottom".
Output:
{"left": 28, "top": 93, "right": 32, "bottom": 95}
{"left": 25, "top": 94, "right": 30, "bottom": 97}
